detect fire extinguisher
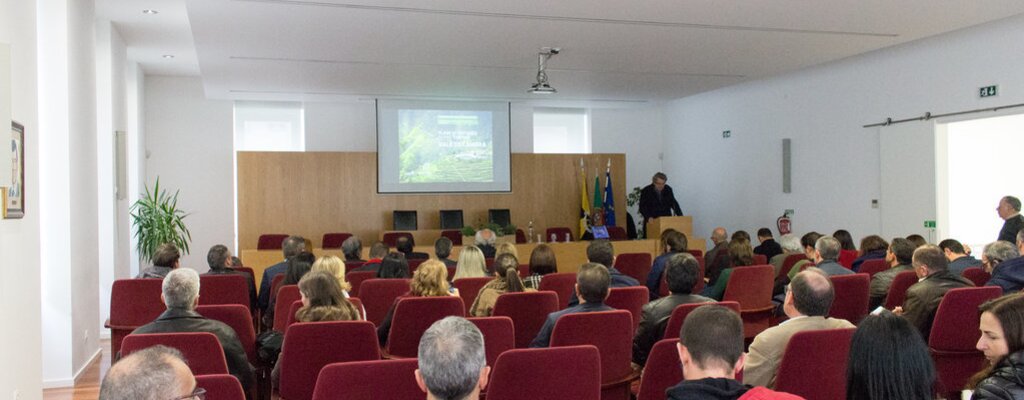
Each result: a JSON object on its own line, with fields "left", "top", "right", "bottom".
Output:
{"left": 777, "top": 211, "right": 792, "bottom": 235}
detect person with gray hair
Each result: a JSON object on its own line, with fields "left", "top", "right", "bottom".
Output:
{"left": 894, "top": 245, "right": 972, "bottom": 341}
{"left": 997, "top": 196, "right": 1024, "bottom": 243}
{"left": 435, "top": 237, "right": 457, "bottom": 268}
{"left": 987, "top": 231, "right": 1024, "bottom": 294}
{"left": 133, "top": 268, "right": 255, "bottom": 392}
{"left": 812, "top": 236, "right": 854, "bottom": 276}
{"left": 983, "top": 241, "right": 1020, "bottom": 274}
{"left": 770, "top": 234, "right": 803, "bottom": 275}
{"left": 259, "top": 235, "right": 307, "bottom": 311}
{"left": 416, "top": 317, "right": 490, "bottom": 400}
{"left": 341, "top": 236, "right": 364, "bottom": 263}
{"left": 202, "top": 244, "right": 257, "bottom": 309}
{"left": 474, "top": 229, "right": 497, "bottom": 258}
{"left": 99, "top": 345, "right": 199, "bottom": 400}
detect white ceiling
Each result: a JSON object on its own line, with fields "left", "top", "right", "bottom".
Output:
{"left": 98, "top": 0, "right": 1024, "bottom": 104}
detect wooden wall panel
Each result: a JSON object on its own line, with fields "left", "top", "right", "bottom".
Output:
{"left": 237, "top": 152, "right": 627, "bottom": 249}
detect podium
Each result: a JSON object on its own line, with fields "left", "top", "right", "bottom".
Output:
{"left": 646, "top": 216, "right": 693, "bottom": 240}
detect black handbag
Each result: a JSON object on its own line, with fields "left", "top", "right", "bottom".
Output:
{"left": 256, "top": 329, "right": 284, "bottom": 365}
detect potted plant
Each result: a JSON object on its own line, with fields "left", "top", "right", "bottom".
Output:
{"left": 130, "top": 178, "right": 192, "bottom": 264}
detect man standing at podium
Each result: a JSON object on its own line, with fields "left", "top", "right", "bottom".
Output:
{"left": 639, "top": 172, "right": 683, "bottom": 234}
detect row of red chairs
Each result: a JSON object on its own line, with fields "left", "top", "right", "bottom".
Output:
{"left": 257, "top": 226, "right": 634, "bottom": 250}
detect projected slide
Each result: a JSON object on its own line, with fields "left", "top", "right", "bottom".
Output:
{"left": 399, "top": 110, "right": 493, "bottom": 183}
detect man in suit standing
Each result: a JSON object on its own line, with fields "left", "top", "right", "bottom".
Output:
{"left": 639, "top": 172, "right": 683, "bottom": 234}
{"left": 997, "top": 196, "right": 1024, "bottom": 243}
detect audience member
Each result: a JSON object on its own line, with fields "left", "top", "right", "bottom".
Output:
{"left": 377, "top": 252, "right": 411, "bottom": 279}
{"left": 311, "top": 255, "right": 353, "bottom": 296}
{"left": 846, "top": 312, "right": 936, "bottom": 400}
{"left": 754, "top": 228, "right": 783, "bottom": 263}
{"left": 454, "top": 245, "right": 488, "bottom": 281}
{"left": 133, "top": 268, "right": 255, "bottom": 391}
{"left": 704, "top": 239, "right": 755, "bottom": 300}
{"left": 667, "top": 305, "right": 801, "bottom": 400}
{"left": 263, "top": 253, "right": 315, "bottom": 328}
{"left": 705, "top": 227, "right": 729, "bottom": 271}
{"left": 475, "top": 229, "right": 497, "bottom": 258}
{"left": 940, "top": 238, "right": 982, "bottom": 275}
{"left": 136, "top": 243, "right": 181, "bottom": 279}
{"left": 997, "top": 195, "right": 1024, "bottom": 243}
{"left": 341, "top": 236, "right": 364, "bottom": 264}
{"left": 524, "top": 244, "right": 558, "bottom": 289}
{"left": 470, "top": 253, "right": 529, "bottom": 317}
{"left": 868, "top": 238, "right": 915, "bottom": 310}
{"left": 566, "top": 240, "right": 640, "bottom": 307}
{"left": 202, "top": 244, "right": 257, "bottom": 309}
{"left": 434, "top": 237, "right": 457, "bottom": 268}
{"left": 531, "top": 263, "right": 614, "bottom": 347}
{"left": 646, "top": 230, "right": 689, "bottom": 300}
{"left": 396, "top": 235, "right": 429, "bottom": 260}
{"left": 833, "top": 229, "right": 857, "bottom": 252}
{"left": 786, "top": 232, "right": 822, "bottom": 282}
{"left": 378, "top": 260, "right": 459, "bottom": 346}
{"left": 632, "top": 253, "right": 712, "bottom": 365}
{"left": 231, "top": 256, "right": 243, "bottom": 268}
{"left": 982, "top": 241, "right": 1019, "bottom": 275}
{"left": 258, "top": 235, "right": 306, "bottom": 311}
{"left": 906, "top": 234, "right": 928, "bottom": 249}
{"left": 812, "top": 236, "right": 854, "bottom": 276}
{"left": 770, "top": 234, "right": 802, "bottom": 276}
{"left": 744, "top": 268, "right": 854, "bottom": 388}
{"left": 967, "top": 293, "right": 1024, "bottom": 399}
{"left": 731, "top": 230, "right": 751, "bottom": 244}
{"left": 353, "top": 242, "right": 388, "bottom": 272}
{"left": 495, "top": 242, "right": 518, "bottom": 260}
{"left": 99, "top": 346, "right": 198, "bottom": 400}
{"left": 894, "top": 245, "right": 973, "bottom": 341}
{"left": 852, "top": 235, "right": 888, "bottom": 272}
{"left": 415, "top": 317, "right": 490, "bottom": 400}
{"left": 987, "top": 231, "right": 1024, "bottom": 294}
{"left": 639, "top": 172, "right": 683, "bottom": 230}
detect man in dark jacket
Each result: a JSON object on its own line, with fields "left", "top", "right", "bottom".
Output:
{"left": 531, "top": 263, "right": 615, "bottom": 348}
{"left": 633, "top": 253, "right": 712, "bottom": 365}
{"left": 869, "top": 238, "right": 915, "bottom": 310}
{"left": 566, "top": 240, "right": 641, "bottom": 307}
{"left": 396, "top": 235, "right": 430, "bottom": 260}
{"left": 133, "top": 268, "right": 255, "bottom": 392}
{"left": 895, "top": 245, "right": 973, "bottom": 341}
{"left": 939, "top": 238, "right": 982, "bottom": 276}
{"left": 987, "top": 230, "right": 1024, "bottom": 294}
{"left": 753, "top": 228, "right": 783, "bottom": 263}
{"left": 638, "top": 172, "right": 683, "bottom": 231}
{"left": 998, "top": 196, "right": 1024, "bottom": 243}
{"left": 203, "top": 244, "right": 257, "bottom": 309}
{"left": 258, "top": 235, "right": 305, "bottom": 312}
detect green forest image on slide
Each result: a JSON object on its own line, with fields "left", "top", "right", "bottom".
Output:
{"left": 398, "top": 109, "right": 494, "bottom": 183}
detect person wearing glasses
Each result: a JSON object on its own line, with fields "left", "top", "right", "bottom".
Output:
{"left": 99, "top": 345, "right": 206, "bottom": 400}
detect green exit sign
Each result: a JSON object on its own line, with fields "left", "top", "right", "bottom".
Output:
{"left": 980, "top": 85, "right": 998, "bottom": 97}
{"left": 924, "top": 220, "right": 936, "bottom": 228}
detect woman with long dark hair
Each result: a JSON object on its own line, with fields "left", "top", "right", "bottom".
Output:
{"left": 524, "top": 244, "right": 557, "bottom": 289}
{"left": 846, "top": 311, "right": 935, "bottom": 400}
{"left": 968, "top": 293, "right": 1024, "bottom": 399}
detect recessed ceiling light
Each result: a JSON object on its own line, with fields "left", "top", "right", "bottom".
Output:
{"left": 142, "top": 9, "right": 159, "bottom": 14}
{"left": 162, "top": 54, "right": 175, "bottom": 59}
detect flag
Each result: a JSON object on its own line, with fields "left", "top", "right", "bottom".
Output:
{"left": 603, "top": 160, "right": 616, "bottom": 226}
{"left": 579, "top": 159, "right": 590, "bottom": 236}
{"left": 592, "top": 171, "right": 604, "bottom": 227}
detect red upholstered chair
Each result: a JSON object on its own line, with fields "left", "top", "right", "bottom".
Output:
{"left": 467, "top": 316, "right": 516, "bottom": 367}
{"left": 518, "top": 264, "right": 530, "bottom": 278}
{"left": 774, "top": 328, "right": 856, "bottom": 400}
{"left": 321, "top": 232, "right": 352, "bottom": 249}
{"left": 752, "top": 254, "right": 768, "bottom": 265}
{"left": 636, "top": 339, "right": 682, "bottom": 400}
{"left": 778, "top": 254, "right": 807, "bottom": 280}
{"left": 258, "top": 234, "right": 288, "bottom": 250}
{"left": 614, "top": 253, "right": 653, "bottom": 284}
{"left": 663, "top": 301, "right": 740, "bottom": 340}
{"left": 838, "top": 249, "right": 858, "bottom": 269}
{"left": 962, "top": 267, "right": 992, "bottom": 287}
{"left": 722, "top": 265, "right": 775, "bottom": 339}
{"left": 930, "top": 286, "right": 1002, "bottom": 396}
{"left": 273, "top": 285, "right": 302, "bottom": 331}
{"left": 883, "top": 270, "right": 920, "bottom": 310}
{"left": 385, "top": 296, "right": 466, "bottom": 358}
{"left": 232, "top": 266, "right": 255, "bottom": 279}
{"left": 684, "top": 249, "right": 703, "bottom": 259}
{"left": 440, "top": 229, "right": 463, "bottom": 245}
{"left": 121, "top": 332, "right": 228, "bottom": 375}
{"left": 358, "top": 279, "right": 411, "bottom": 326}
{"left": 605, "top": 286, "right": 650, "bottom": 331}
{"left": 195, "top": 374, "right": 245, "bottom": 400}
{"left": 381, "top": 232, "right": 413, "bottom": 247}
{"left": 493, "top": 291, "right": 560, "bottom": 349}
{"left": 539, "top": 272, "right": 577, "bottom": 308}
{"left": 199, "top": 274, "right": 250, "bottom": 310}
{"left": 515, "top": 228, "right": 527, "bottom": 244}
{"left": 453, "top": 277, "right": 493, "bottom": 314}
{"left": 607, "top": 226, "right": 628, "bottom": 241}
{"left": 345, "top": 270, "right": 377, "bottom": 297}
{"left": 285, "top": 300, "right": 303, "bottom": 331}
{"left": 407, "top": 258, "right": 426, "bottom": 273}
{"left": 311, "top": 359, "right": 420, "bottom": 400}
{"left": 829, "top": 273, "right": 870, "bottom": 324}
{"left": 486, "top": 345, "right": 601, "bottom": 400}
{"left": 269, "top": 274, "right": 286, "bottom": 304}
{"left": 106, "top": 278, "right": 164, "bottom": 358}
{"left": 857, "top": 259, "right": 890, "bottom": 279}
{"left": 446, "top": 266, "right": 456, "bottom": 280}
{"left": 551, "top": 310, "right": 638, "bottom": 400}
{"left": 545, "top": 227, "right": 574, "bottom": 242}
{"left": 195, "top": 304, "right": 257, "bottom": 364}
{"left": 348, "top": 297, "right": 365, "bottom": 320}
{"left": 277, "top": 321, "right": 381, "bottom": 400}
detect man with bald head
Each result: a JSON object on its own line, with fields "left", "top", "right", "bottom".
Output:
{"left": 895, "top": 244, "right": 972, "bottom": 341}
{"left": 743, "top": 268, "right": 854, "bottom": 388}
{"left": 99, "top": 345, "right": 198, "bottom": 400}
{"left": 997, "top": 195, "right": 1024, "bottom": 243}
{"left": 704, "top": 227, "right": 729, "bottom": 269}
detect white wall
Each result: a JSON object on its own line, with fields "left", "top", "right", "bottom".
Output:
{"left": 591, "top": 106, "right": 666, "bottom": 201}
{"left": 662, "top": 14, "right": 1024, "bottom": 244}
{"left": 145, "top": 76, "right": 234, "bottom": 269}
{"left": 126, "top": 63, "right": 145, "bottom": 276}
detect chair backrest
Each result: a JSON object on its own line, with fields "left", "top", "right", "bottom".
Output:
{"left": 257, "top": 234, "right": 288, "bottom": 250}
{"left": 929, "top": 286, "right": 1002, "bottom": 396}
{"left": 486, "top": 345, "right": 601, "bottom": 400}
{"left": 753, "top": 254, "right": 768, "bottom": 265}
{"left": 857, "top": 259, "right": 890, "bottom": 279}
{"left": 493, "top": 291, "right": 561, "bottom": 348}
{"left": 312, "top": 359, "right": 421, "bottom": 400}
{"left": 684, "top": 249, "right": 703, "bottom": 259}
{"left": 538, "top": 272, "right": 577, "bottom": 308}
{"left": 515, "top": 228, "right": 527, "bottom": 244}
{"left": 269, "top": 274, "right": 286, "bottom": 302}
{"left": 636, "top": 339, "right": 683, "bottom": 400}
{"left": 722, "top": 265, "right": 775, "bottom": 339}
{"left": 605, "top": 286, "right": 650, "bottom": 331}
{"left": 614, "top": 253, "right": 653, "bottom": 284}
{"left": 829, "top": 273, "right": 870, "bottom": 324}
{"left": 607, "top": 226, "right": 628, "bottom": 241}
{"left": 962, "top": 267, "right": 992, "bottom": 287}
{"left": 381, "top": 232, "right": 413, "bottom": 247}
{"left": 440, "top": 229, "right": 463, "bottom": 245}
{"left": 453, "top": 277, "right": 493, "bottom": 314}
{"left": 345, "top": 270, "right": 378, "bottom": 297}
{"left": 321, "top": 232, "right": 352, "bottom": 249}
{"left": 518, "top": 264, "right": 530, "bottom": 278}
{"left": 273, "top": 285, "right": 302, "bottom": 331}
{"left": 545, "top": 227, "right": 573, "bottom": 242}
{"left": 883, "top": 270, "right": 920, "bottom": 310}
{"left": 232, "top": 266, "right": 255, "bottom": 279}
{"left": 108, "top": 278, "right": 165, "bottom": 357}
{"left": 386, "top": 296, "right": 466, "bottom": 358}
{"left": 774, "top": 328, "right": 855, "bottom": 400}
{"left": 285, "top": 300, "right": 303, "bottom": 331}
{"left": 278, "top": 321, "right": 381, "bottom": 400}
{"left": 779, "top": 254, "right": 808, "bottom": 279}
{"left": 358, "top": 279, "right": 412, "bottom": 326}
{"left": 198, "top": 274, "right": 250, "bottom": 310}
{"left": 838, "top": 249, "right": 858, "bottom": 269}
{"left": 550, "top": 310, "right": 634, "bottom": 385}
{"left": 348, "top": 297, "right": 365, "bottom": 320}
{"left": 195, "top": 304, "right": 257, "bottom": 363}
{"left": 121, "top": 332, "right": 228, "bottom": 375}
{"left": 195, "top": 374, "right": 245, "bottom": 400}
{"left": 663, "top": 301, "right": 740, "bottom": 340}
{"left": 467, "top": 316, "right": 516, "bottom": 367}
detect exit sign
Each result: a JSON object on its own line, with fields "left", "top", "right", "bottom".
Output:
{"left": 924, "top": 220, "right": 936, "bottom": 228}
{"left": 980, "top": 85, "right": 998, "bottom": 97}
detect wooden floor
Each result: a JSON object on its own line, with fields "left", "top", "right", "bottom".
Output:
{"left": 43, "top": 340, "right": 111, "bottom": 400}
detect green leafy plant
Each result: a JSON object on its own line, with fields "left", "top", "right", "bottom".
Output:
{"left": 461, "top": 226, "right": 477, "bottom": 237}
{"left": 130, "top": 178, "right": 192, "bottom": 263}
{"left": 626, "top": 186, "right": 645, "bottom": 238}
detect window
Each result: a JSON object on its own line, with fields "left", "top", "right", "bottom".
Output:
{"left": 533, "top": 108, "right": 590, "bottom": 153}
{"left": 233, "top": 101, "right": 304, "bottom": 151}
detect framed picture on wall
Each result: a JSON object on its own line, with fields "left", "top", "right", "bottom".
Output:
{"left": 3, "top": 121, "right": 24, "bottom": 219}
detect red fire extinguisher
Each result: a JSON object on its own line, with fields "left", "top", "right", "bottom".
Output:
{"left": 777, "top": 212, "right": 792, "bottom": 235}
